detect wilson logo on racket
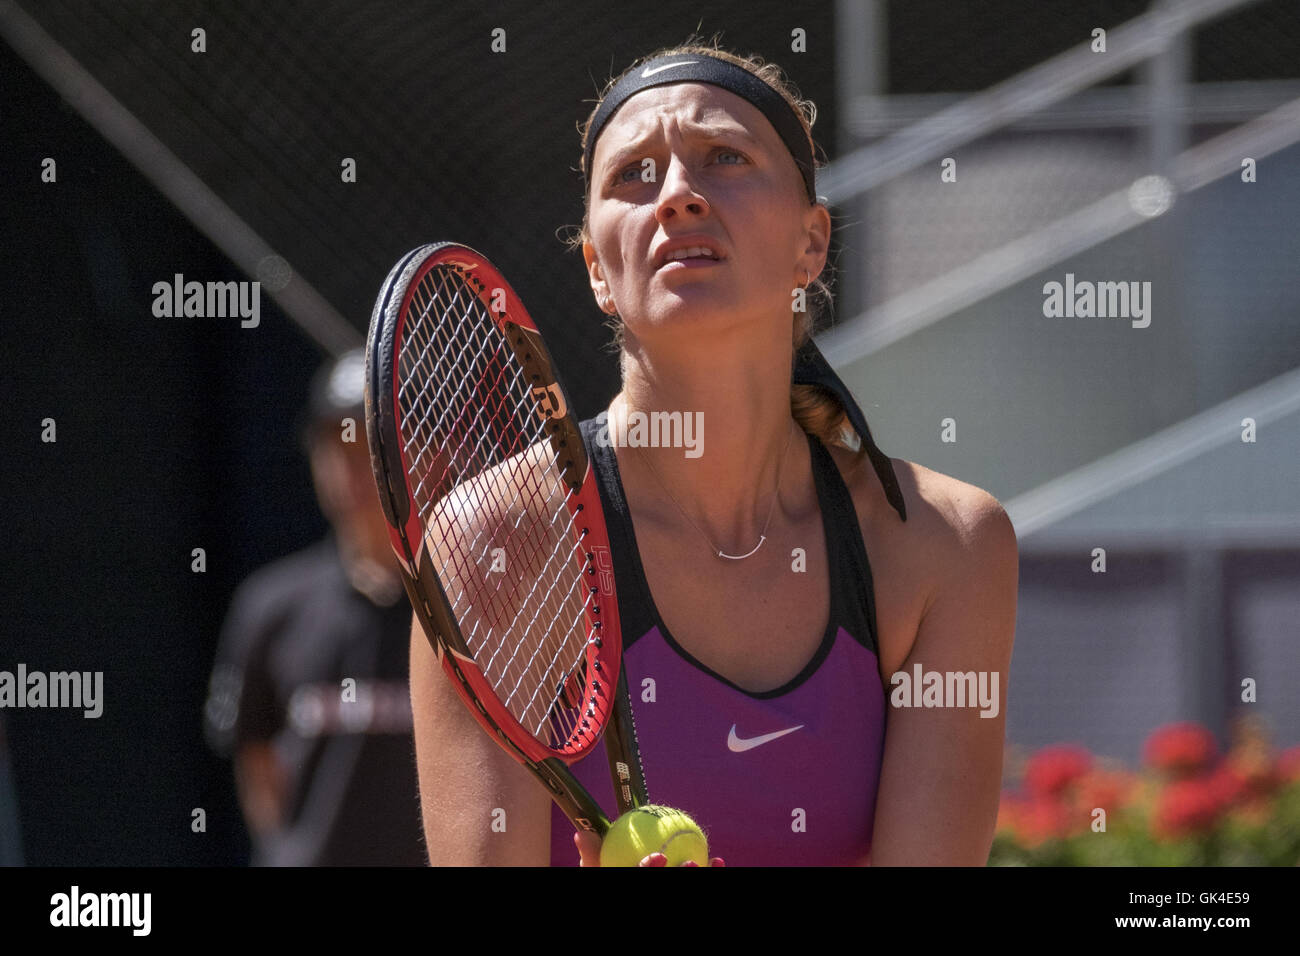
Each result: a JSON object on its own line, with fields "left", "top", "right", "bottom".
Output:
{"left": 531, "top": 383, "right": 567, "bottom": 420}
{"left": 591, "top": 546, "right": 615, "bottom": 596}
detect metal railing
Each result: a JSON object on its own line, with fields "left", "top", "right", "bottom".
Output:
{"left": 821, "top": 0, "right": 1291, "bottom": 367}
{"left": 818, "top": 94, "right": 1300, "bottom": 365}
{"left": 823, "top": 0, "right": 1261, "bottom": 203}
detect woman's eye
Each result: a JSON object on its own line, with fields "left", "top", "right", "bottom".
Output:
{"left": 611, "top": 162, "right": 643, "bottom": 185}
{"left": 610, "top": 148, "right": 747, "bottom": 186}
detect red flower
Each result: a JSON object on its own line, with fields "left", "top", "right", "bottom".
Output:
{"left": 1223, "top": 753, "right": 1278, "bottom": 800}
{"left": 1152, "top": 776, "right": 1230, "bottom": 840}
{"left": 1278, "top": 745, "right": 1300, "bottom": 783}
{"left": 1075, "top": 768, "right": 1137, "bottom": 812}
{"left": 1207, "top": 763, "right": 1247, "bottom": 805}
{"left": 1144, "top": 722, "right": 1217, "bottom": 775}
{"left": 1015, "top": 798, "right": 1075, "bottom": 848}
{"left": 1024, "top": 745, "right": 1093, "bottom": 799}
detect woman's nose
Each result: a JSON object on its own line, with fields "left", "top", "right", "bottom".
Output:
{"left": 655, "top": 156, "right": 710, "bottom": 223}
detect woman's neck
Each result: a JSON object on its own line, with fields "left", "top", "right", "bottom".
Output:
{"left": 609, "top": 342, "right": 809, "bottom": 555}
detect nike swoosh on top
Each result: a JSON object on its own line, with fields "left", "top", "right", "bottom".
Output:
{"left": 641, "top": 60, "right": 698, "bottom": 77}
{"left": 727, "top": 723, "right": 804, "bottom": 753}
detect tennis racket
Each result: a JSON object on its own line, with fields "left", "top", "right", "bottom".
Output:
{"left": 365, "top": 241, "right": 648, "bottom": 837}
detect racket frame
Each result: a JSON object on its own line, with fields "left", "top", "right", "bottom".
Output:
{"left": 365, "top": 242, "right": 648, "bottom": 835}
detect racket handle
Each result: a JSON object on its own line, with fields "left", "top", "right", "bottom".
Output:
{"left": 606, "top": 667, "right": 650, "bottom": 816}
{"left": 538, "top": 757, "right": 612, "bottom": 836}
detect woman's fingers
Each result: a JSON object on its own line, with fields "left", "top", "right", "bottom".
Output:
{"left": 574, "top": 829, "right": 603, "bottom": 867}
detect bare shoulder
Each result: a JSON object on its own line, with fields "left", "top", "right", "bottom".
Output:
{"left": 827, "top": 446, "right": 1019, "bottom": 611}
{"left": 898, "top": 459, "right": 1015, "bottom": 552}
{"left": 827, "top": 444, "right": 1011, "bottom": 538}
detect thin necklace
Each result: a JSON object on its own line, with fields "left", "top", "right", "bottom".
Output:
{"left": 631, "top": 420, "right": 796, "bottom": 560}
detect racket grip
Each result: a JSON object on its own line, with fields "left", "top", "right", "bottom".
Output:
{"left": 538, "top": 757, "right": 612, "bottom": 836}
{"left": 605, "top": 668, "right": 650, "bottom": 816}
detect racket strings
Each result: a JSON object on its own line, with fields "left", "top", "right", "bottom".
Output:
{"left": 408, "top": 270, "right": 562, "bottom": 618}
{"left": 495, "top": 521, "right": 592, "bottom": 694}
{"left": 405, "top": 278, "right": 507, "bottom": 502}
{"left": 402, "top": 271, "right": 552, "bottom": 601}
{"left": 397, "top": 263, "right": 597, "bottom": 745}
{"left": 403, "top": 285, "right": 587, "bottom": 740}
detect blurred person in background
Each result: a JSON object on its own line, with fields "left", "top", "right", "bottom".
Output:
{"left": 204, "top": 349, "right": 424, "bottom": 865}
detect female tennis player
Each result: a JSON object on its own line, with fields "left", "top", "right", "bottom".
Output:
{"left": 408, "top": 41, "right": 1018, "bottom": 866}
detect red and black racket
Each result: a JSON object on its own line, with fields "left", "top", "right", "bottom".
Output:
{"left": 365, "top": 241, "right": 647, "bottom": 835}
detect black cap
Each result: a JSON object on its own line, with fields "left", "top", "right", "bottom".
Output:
{"left": 302, "top": 348, "right": 366, "bottom": 445}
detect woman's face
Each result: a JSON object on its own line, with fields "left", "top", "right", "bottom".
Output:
{"left": 583, "top": 82, "right": 828, "bottom": 346}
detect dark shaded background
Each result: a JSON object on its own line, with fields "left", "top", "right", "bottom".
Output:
{"left": 2, "top": 0, "right": 1297, "bottom": 865}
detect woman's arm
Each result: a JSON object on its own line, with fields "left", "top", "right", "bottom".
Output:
{"left": 869, "top": 491, "right": 1019, "bottom": 865}
{"left": 409, "top": 615, "right": 556, "bottom": 865}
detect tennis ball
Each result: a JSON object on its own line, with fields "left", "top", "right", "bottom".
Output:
{"left": 599, "top": 805, "right": 710, "bottom": 867}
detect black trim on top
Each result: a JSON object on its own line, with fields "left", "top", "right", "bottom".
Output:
{"left": 578, "top": 413, "right": 883, "bottom": 701}
{"left": 805, "top": 432, "right": 882, "bottom": 659}
{"left": 579, "top": 416, "right": 658, "bottom": 649}
{"left": 792, "top": 338, "right": 908, "bottom": 524}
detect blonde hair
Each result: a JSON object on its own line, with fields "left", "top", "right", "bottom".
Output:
{"left": 568, "top": 37, "right": 865, "bottom": 457}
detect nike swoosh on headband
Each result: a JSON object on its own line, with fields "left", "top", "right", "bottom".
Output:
{"left": 641, "top": 60, "right": 698, "bottom": 77}
{"left": 727, "top": 723, "right": 804, "bottom": 753}
{"left": 583, "top": 52, "right": 817, "bottom": 204}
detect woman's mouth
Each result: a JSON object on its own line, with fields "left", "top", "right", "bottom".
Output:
{"left": 658, "top": 247, "right": 724, "bottom": 271}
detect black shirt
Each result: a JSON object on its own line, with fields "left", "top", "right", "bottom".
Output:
{"left": 205, "top": 537, "right": 424, "bottom": 866}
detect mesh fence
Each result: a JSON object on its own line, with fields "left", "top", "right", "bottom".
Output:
{"left": 888, "top": 0, "right": 1300, "bottom": 93}
{"left": 12, "top": 0, "right": 1298, "bottom": 394}
{"left": 13, "top": 0, "right": 838, "bottom": 415}
{"left": 840, "top": 0, "right": 1300, "bottom": 313}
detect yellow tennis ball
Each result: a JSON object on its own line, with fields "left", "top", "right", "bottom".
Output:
{"left": 599, "top": 805, "right": 710, "bottom": 867}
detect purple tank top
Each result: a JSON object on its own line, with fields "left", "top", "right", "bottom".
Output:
{"left": 549, "top": 413, "right": 890, "bottom": 866}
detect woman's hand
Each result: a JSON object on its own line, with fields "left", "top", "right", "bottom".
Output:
{"left": 574, "top": 831, "right": 725, "bottom": 867}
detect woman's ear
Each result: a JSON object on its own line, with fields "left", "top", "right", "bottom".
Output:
{"left": 798, "top": 203, "right": 832, "bottom": 282}
{"left": 583, "top": 241, "right": 615, "bottom": 314}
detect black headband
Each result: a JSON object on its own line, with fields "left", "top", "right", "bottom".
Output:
{"left": 583, "top": 53, "right": 817, "bottom": 203}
